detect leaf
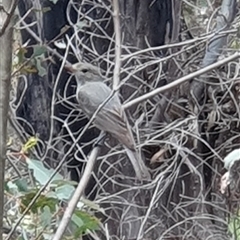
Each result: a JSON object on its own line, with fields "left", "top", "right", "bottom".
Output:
{"left": 81, "top": 198, "right": 104, "bottom": 213}
{"left": 150, "top": 148, "right": 166, "bottom": 164}
{"left": 20, "top": 191, "right": 57, "bottom": 213}
{"left": 72, "top": 210, "right": 100, "bottom": 237}
{"left": 13, "top": 179, "right": 29, "bottom": 192}
{"left": 21, "top": 64, "right": 38, "bottom": 74}
{"left": 16, "top": 47, "right": 27, "bottom": 65}
{"left": 48, "top": 0, "right": 59, "bottom": 4}
{"left": 54, "top": 40, "right": 67, "bottom": 49}
{"left": 4, "top": 182, "right": 10, "bottom": 192}
{"left": 35, "top": 57, "right": 47, "bottom": 77}
{"left": 22, "top": 136, "right": 38, "bottom": 154}
{"left": 40, "top": 206, "right": 52, "bottom": 226}
{"left": 26, "top": 158, "right": 63, "bottom": 185}
{"left": 32, "top": 45, "right": 47, "bottom": 58}
{"left": 228, "top": 215, "right": 240, "bottom": 239}
{"left": 55, "top": 184, "right": 75, "bottom": 201}
{"left": 230, "top": 40, "right": 240, "bottom": 50}
{"left": 224, "top": 149, "right": 240, "bottom": 170}
{"left": 6, "top": 181, "right": 18, "bottom": 195}
{"left": 72, "top": 213, "right": 84, "bottom": 227}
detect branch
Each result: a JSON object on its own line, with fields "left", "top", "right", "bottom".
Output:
{"left": 123, "top": 52, "right": 240, "bottom": 110}
{"left": 0, "top": 0, "right": 17, "bottom": 36}
{"left": 52, "top": 133, "right": 105, "bottom": 240}
{"left": 20, "top": 19, "right": 70, "bottom": 64}
{"left": 112, "top": 0, "right": 121, "bottom": 90}
{"left": 190, "top": 0, "right": 237, "bottom": 104}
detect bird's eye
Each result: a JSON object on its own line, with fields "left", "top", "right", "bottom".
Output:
{"left": 81, "top": 68, "right": 88, "bottom": 73}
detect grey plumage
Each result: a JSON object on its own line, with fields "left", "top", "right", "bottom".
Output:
{"left": 69, "top": 62, "right": 150, "bottom": 180}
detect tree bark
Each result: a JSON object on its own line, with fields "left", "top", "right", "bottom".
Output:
{"left": 0, "top": 0, "right": 16, "bottom": 238}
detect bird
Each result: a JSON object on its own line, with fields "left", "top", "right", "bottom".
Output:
{"left": 66, "top": 62, "right": 150, "bottom": 180}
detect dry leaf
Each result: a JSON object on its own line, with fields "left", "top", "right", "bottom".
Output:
{"left": 150, "top": 148, "right": 166, "bottom": 164}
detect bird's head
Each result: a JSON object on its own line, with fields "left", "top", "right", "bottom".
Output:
{"left": 65, "top": 62, "right": 101, "bottom": 83}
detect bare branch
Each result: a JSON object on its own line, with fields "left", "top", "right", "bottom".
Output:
{"left": 190, "top": 0, "right": 237, "bottom": 104}
{"left": 112, "top": 0, "right": 121, "bottom": 89}
{"left": 123, "top": 52, "right": 240, "bottom": 110}
{"left": 0, "top": 0, "right": 17, "bottom": 36}
{"left": 52, "top": 133, "right": 105, "bottom": 240}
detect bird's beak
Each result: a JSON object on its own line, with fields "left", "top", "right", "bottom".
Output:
{"left": 64, "top": 64, "right": 76, "bottom": 73}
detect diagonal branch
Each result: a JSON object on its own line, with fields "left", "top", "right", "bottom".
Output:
{"left": 52, "top": 133, "right": 105, "bottom": 240}
{"left": 123, "top": 52, "right": 240, "bottom": 110}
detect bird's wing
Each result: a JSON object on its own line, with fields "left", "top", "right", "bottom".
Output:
{"left": 97, "top": 106, "right": 136, "bottom": 150}
{"left": 77, "top": 82, "right": 135, "bottom": 149}
{"left": 77, "top": 82, "right": 113, "bottom": 117}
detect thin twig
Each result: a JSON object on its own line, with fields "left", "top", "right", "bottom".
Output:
{"left": 112, "top": 0, "right": 121, "bottom": 89}
{"left": 20, "top": 20, "right": 70, "bottom": 64}
{"left": 0, "top": 0, "right": 17, "bottom": 36}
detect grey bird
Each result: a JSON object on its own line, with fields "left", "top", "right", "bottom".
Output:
{"left": 66, "top": 62, "right": 150, "bottom": 180}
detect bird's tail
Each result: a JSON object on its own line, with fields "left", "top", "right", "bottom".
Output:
{"left": 124, "top": 147, "right": 151, "bottom": 180}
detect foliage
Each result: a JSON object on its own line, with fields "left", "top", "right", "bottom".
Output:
{"left": 14, "top": 45, "right": 47, "bottom": 77}
{"left": 224, "top": 148, "right": 240, "bottom": 170}
{"left": 228, "top": 214, "right": 240, "bottom": 240}
{"left": 5, "top": 139, "right": 100, "bottom": 239}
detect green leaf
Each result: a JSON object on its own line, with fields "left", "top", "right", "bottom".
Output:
{"left": 13, "top": 179, "right": 29, "bottom": 192}
{"left": 72, "top": 210, "right": 100, "bottom": 237}
{"left": 40, "top": 206, "right": 52, "bottom": 226}
{"left": 29, "top": 45, "right": 47, "bottom": 77}
{"left": 26, "top": 158, "right": 63, "bottom": 185}
{"left": 228, "top": 215, "right": 240, "bottom": 239}
{"left": 35, "top": 57, "right": 47, "bottom": 77}
{"left": 55, "top": 184, "right": 75, "bottom": 201}
{"left": 4, "top": 182, "right": 10, "bottom": 192}
{"left": 20, "top": 191, "right": 57, "bottom": 213}
{"left": 22, "top": 136, "right": 38, "bottom": 154}
{"left": 72, "top": 213, "right": 84, "bottom": 227}
{"left": 32, "top": 45, "right": 47, "bottom": 58}
{"left": 16, "top": 47, "right": 27, "bottom": 65}
{"left": 81, "top": 198, "right": 104, "bottom": 213}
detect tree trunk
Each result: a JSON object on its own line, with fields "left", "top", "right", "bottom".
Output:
{"left": 0, "top": 0, "right": 16, "bottom": 238}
